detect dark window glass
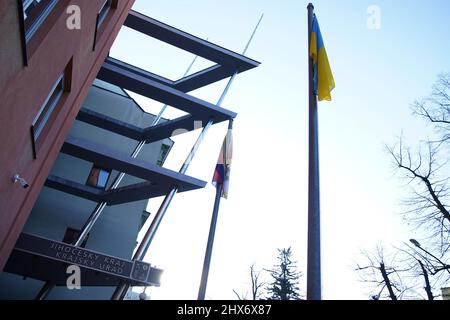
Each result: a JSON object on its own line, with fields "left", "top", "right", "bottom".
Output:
{"left": 23, "top": 0, "right": 40, "bottom": 17}
{"left": 97, "top": 0, "right": 112, "bottom": 28}
{"left": 31, "top": 74, "right": 64, "bottom": 140}
{"left": 140, "top": 210, "right": 151, "bottom": 229}
{"left": 87, "top": 165, "right": 111, "bottom": 189}
{"left": 22, "top": 0, "right": 59, "bottom": 42}
{"left": 156, "top": 144, "right": 171, "bottom": 166}
{"left": 62, "top": 228, "right": 88, "bottom": 247}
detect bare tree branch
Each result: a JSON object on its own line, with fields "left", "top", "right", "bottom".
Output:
{"left": 417, "top": 259, "right": 434, "bottom": 300}
{"left": 380, "top": 262, "right": 397, "bottom": 300}
{"left": 232, "top": 289, "right": 244, "bottom": 300}
{"left": 387, "top": 138, "right": 450, "bottom": 246}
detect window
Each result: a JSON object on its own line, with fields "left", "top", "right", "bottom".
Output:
{"left": 30, "top": 72, "right": 66, "bottom": 158}
{"left": 140, "top": 210, "right": 151, "bottom": 230}
{"left": 97, "top": 0, "right": 112, "bottom": 28}
{"left": 22, "top": 0, "right": 59, "bottom": 42}
{"left": 93, "top": 0, "right": 113, "bottom": 50}
{"left": 86, "top": 165, "right": 111, "bottom": 189}
{"left": 156, "top": 144, "right": 171, "bottom": 166}
{"left": 23, "top": 0, "right": 40, "bottom": 18}
{"left": 62, "top": 227, "right": 89, "bottom": 247}
{"left": 31, "top": 74, "right": 64, "bottom": 140}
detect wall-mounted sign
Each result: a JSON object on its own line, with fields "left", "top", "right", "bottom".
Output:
{"left": 7, "top": 233, "right": 162, "bottom": 287}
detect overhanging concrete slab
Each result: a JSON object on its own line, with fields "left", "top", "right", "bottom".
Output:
{"left": 124, "top": 11, "right": 260, "bottom": 71}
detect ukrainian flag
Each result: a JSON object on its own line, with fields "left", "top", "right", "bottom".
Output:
{"left": 310, "top": 14, "right": 335, "bottom": 101}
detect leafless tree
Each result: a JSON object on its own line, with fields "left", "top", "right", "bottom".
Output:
{"left": 357, "top": 73, "right": 450, "bottom": 300}
{"left": 357, "top": 241, "right": 450, "bottom": 300}
{"left": 249, "top": 264, "right": 265, "bottom": 300}
{"left": 412, "top": 72, "right": 450, "bottom": 144}
{"left": 417, "top": 259, "right": 434, "bottom": 300}
{"left": 386, "top": 75, "right": 450, "bottom": 250}
{"left": 387, "top": 138, "right": 450, "bottom": 249}
{"left": 394, "top": 243, "right": 438, "bottom": 300}
{"left": 356, "top": 245, "right": 413, "bottom": 300}
{"left": 407, "top": 241, "right": 450, "bottom": 286}
{"left": 233, "top": 263, "right": 265, "bottom": 300}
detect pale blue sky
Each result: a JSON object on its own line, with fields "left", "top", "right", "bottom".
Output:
{"left": 110, "top": 0, "right": 450, "bottom": 299}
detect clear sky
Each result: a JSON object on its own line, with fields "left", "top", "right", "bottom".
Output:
{"left": 110, "top": 0, "right": 450, "bottom": 299}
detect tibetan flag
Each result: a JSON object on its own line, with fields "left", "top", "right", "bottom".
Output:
{"left": 310, "top": 14, "right": 335, "bottom": 101}
{"left": 212, "top": 127, "right": 233, "bottom": 199}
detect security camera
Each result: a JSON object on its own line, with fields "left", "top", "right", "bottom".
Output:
{"left": 13, "top": 174, "right": 29, "bottom": 189}
{"left": 139, "top": 292, "right": 147, "bottom": 300}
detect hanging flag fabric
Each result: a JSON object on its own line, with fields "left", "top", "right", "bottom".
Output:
{"left": 212, "top": 127, "right": 233, "bottom": 199}
{"left": 310, "top": 14, "right": 335, "bottom": 101}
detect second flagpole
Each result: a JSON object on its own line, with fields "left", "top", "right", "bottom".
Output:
{"left": 197, "top": 181, "right": 224, "bottom": 300}
{"left": 197, "top": 118, "right": 232, "bottom": 300}
{"left": 196, "top": 13, "right": 263, "bottom": 300}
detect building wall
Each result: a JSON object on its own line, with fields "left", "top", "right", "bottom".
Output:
{"left": 0, "top": 79, "right": 173, "bottom": 299}
{"left": 443, "top": 287, "right": 450, "bottom": 300}
{"left": 0, "top": 0, "right": 136, "bottom": 270}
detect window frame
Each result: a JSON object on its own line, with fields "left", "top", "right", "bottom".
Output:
{"left": 22, "top": 0, "right": 59, "bottom": 43}
{"left": 140, "top": 210, "right": 151, "bottom": 230}
{"left": 156, "top": 143, "right": 172, "bottom": 166}
{"left": 86, "top": 165, "right": 112, "bottom": 190}
{"left": 97, "top": 0, "right": 112, "bottom": 28}
{"left": 31, "top": 74, "right": 64, "bottom": 138}
{"left": 93, "top": 0, "right": 114, "bottom": 51}
{"left": 17, "top": 0, "right": 59, "bottom": 66}
{"left": 30, "top": 73, "right": 66, "bottom": 158}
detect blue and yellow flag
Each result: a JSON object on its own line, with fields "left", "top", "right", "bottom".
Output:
{"left": 310, "top": 14, "right": 335, "bottom": 101}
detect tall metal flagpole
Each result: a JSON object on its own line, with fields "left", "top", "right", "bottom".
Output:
{"left": 34, "top": 55, "right": 199, "bottom": 300}
{"left": 307, "top": 3, "right": 321, "bottom": 300}
{"left": 197, "top": 119, "right": 230, "bottom": 300}
{"left": 197, "top": 14, "right": 263, "bottom": 301}
{"left": 197, "top": 183, "right": 223, "bottom": 300}
{"left": 111, "top": 13, "right": 264, "bottom": 300}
